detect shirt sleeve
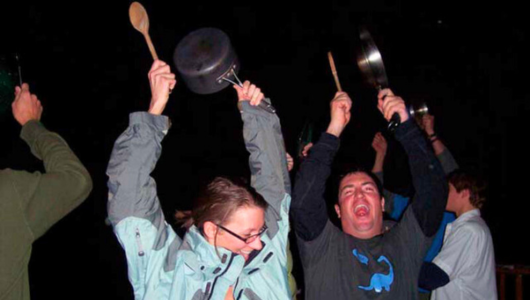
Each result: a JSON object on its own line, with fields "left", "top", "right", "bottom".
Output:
{"left": 437, "top": 148, "right": 459, "bottom": 175}
{"left": 240, "top": 100, "right": 291, "bottom": 239}
{"left": 11, "top": 120, "right": 93, "bottom": 240}
{"left": 394, "top": 120, "right": 448, "bottom": 237}
{"left": 291, "top": 132, "right": 339, "bottom": 241}
{"left": 106, "top": 112, "right": 179, "bottom": 298}
{"left": 418, "top": 261, "right": 450, "bottom": 290}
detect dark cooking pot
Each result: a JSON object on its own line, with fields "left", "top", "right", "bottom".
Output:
{"left": 173, "top": 27, "right": 239, "bottom": 95}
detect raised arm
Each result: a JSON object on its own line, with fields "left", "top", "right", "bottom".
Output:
{"left": 106, "top": 112, "right": 171, "bottom": 227}
{"left": 10, "top": 84, "right": 92, "bottom": 240}
{"left": 371, "top": 132, "right": 387, "bottom": 174}
{"left": 421, "top": 114, "right": 459, "bottom": 174}
{"left": 234, "top": 82, "right": 290, "bottom": 238}
{"left": 378, "top": 89, "right": 448, "bottom": 237}
{"left": 106, "top": 60, "right": 178, "bottom": 298}
{"left": 107, "top": 60, "right": 176, "bottom": 226}
{"left": 370, "top": 132, "right": 409, "bottom": 218}
{"left": 291, "top": 92, "right": 352, "bottom": 241}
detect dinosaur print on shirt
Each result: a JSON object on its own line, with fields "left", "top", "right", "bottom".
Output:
{"left": 353, "top": 249, "right": 395, "bottom": 293}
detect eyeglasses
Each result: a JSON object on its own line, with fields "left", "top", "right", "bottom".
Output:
{"left": 216, "top": 224, "right": 268, "bottom": 244}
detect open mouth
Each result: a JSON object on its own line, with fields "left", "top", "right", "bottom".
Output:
{"left": 354, "top": 204, "right": 370, "bottom": 217}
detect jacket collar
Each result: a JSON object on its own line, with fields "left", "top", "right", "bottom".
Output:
{"left": 184, "top": 226, "right": 238, "bottom": 266}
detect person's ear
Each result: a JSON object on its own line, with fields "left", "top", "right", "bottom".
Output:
{"left": 460, "top": 189, "right": 470, "bottom": 200}
{"left": 203, "top": 221, "right": 218, "bottom": 241}
{"left": 335, "top": 204, "right": 341, "bottom": 218}
{"left": 381, "top": 197, "right": 385, "bottom": 212}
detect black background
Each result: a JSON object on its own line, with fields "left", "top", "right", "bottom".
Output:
{"left": 1, "top": 1, "right": 527, "bottom": 298}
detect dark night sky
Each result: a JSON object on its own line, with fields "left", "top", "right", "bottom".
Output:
{"left": 1, "top": 1, "right": 528, "bottom": 299}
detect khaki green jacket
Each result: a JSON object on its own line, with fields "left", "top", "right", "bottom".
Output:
{"left": 0, "top": 120, "right": 92, "bottom": 300}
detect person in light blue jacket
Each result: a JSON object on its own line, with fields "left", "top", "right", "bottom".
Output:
{"left": 107, "top": 60, "right": 292, "bottom": 300}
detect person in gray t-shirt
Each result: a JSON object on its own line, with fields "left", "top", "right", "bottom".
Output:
{"left": 290, "top": 89, "right": 448, "bottom": 300}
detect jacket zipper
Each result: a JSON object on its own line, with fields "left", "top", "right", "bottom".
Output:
{"left": 234, "top": 278, "right": 241, "bottom": 300}
{"left": 207, "top": 253, "right": 235, "bottom": 300}
{"left": 135, "top": 228, "right": 145, "bottom": 256}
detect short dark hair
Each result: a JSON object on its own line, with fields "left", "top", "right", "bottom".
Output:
{"left": 448, "top": 170, "right": 487, "bottom": 209}
{"left": 338, "top": 167, "right": 384, "bottom": 201}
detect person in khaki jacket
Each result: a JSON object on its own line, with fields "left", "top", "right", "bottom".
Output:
{"left": 0, "top": 84, "right": 93, "bottom": 300}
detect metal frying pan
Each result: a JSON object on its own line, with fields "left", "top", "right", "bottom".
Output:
{"left": 357, "top": 27, "right": 401, "bottom": 131}
{"left": 174, "top": 28, "right": 275, "bottom": 113}
{"left": 357, "top": 28, "right": 388, "bottom": 90}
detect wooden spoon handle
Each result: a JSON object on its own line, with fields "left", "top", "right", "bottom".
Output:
{"left": 143, "top": 33, "right": 159, "bottom": 61}
{"left": 328, "top": 51, "right": 342, "bottom": 92}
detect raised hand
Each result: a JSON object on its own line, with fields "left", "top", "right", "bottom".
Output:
{"left": 233, "top": 81, "right": 265, "bottom": 106}
{"left": 371, "top": 132, "right": 387, "bottom": 156}
{"left": 377, "top": 89, "right": 409, "bottom": 124}
{"left": 148, "top": 60, "right": 177, "bottom": 115}
{"left": 371, "top": 132, "right": 387, "bottom": 173}
{"left": 12, "top": 83, "right": 43, "bottom": 126}
{"left": 326, "top": 92, "right": 352, "bottom": 137}
{"left": 421, "top": 114, "right": 435, "bottom": 135}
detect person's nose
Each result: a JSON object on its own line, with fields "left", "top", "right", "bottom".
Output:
{"left": 248, "top": 237, "right": 263, "bottom": 251}
{"left": 354, "top": 189, "right": 365, "bottom": 199}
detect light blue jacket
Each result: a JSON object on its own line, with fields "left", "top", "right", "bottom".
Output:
{"left": 106, "top": 101, "right": 292, "bottom": 300}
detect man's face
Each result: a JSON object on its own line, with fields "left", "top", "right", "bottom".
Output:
{"left": 335, "top": 172, "right": 384, "bottom": 239}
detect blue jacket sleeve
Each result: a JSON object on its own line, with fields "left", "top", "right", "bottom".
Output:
{"left": 394, "top": 120, "right": 448, "bottom": 237}
{"left": 240, "top": 101, "right": 291, "bottom": 239}
{"left": 291, "top": 132, "right": 340, "bottom": 241}
{"left": 106, "top": 112, "right": 179, "bottom": 298}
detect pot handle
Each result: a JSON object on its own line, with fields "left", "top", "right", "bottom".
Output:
{"left": 223, "top": 72, "right": 276, "bottom": 114}
{"left": 258, "top": 98, "right": 276, "bottom": 114}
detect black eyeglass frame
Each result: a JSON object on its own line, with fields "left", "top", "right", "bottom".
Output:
{"left": 216, "top": 224, "right": 268, "bottom": 244}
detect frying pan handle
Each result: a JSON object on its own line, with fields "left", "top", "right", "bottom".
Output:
{"left": 379, "top": 90, "right": 401, "bottom": 132}
{"left": 387, "top": 113, "right": 401, "bottom": 132}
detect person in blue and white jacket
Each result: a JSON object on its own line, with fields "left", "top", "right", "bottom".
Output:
{"left": 106, "top": 60, "right": 292, "bottom": 300}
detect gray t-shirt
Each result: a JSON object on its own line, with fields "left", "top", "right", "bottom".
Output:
{"left": 298, "top": 208, "right": 431, "bottom": 300}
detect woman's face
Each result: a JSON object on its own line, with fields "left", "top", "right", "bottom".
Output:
{"left": 215, "top": 205, "right": 266, "bottom": 260}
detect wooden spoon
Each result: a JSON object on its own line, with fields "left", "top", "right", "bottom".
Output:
{"left": 129, "top": 2, "right": 158, "bottom": 60}
{"left": 328, "top": 51, "right": 342, "bottom": 92}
